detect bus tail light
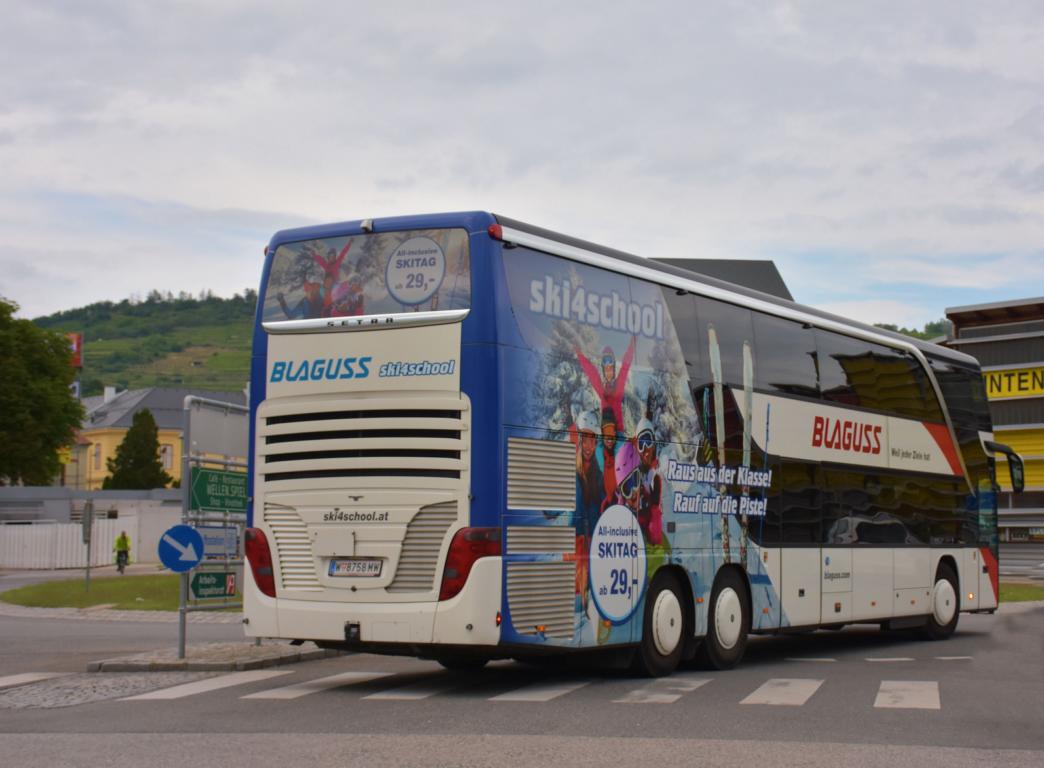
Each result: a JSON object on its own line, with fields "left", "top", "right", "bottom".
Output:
{"left": 439, "top": 527, "right": 501, "bottom": 601}
{"left": 244, "top": 527, "right": 277, "bottom": 598}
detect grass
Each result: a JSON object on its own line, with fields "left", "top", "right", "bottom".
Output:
{"left": 998, "top": 582, "right": 1044, "bottom": 602}
{"left": 3, "top": 574, "right": 1041, "bottom": 612}
{"left": 0, "top": 574, "right": 240, "bottom": 611}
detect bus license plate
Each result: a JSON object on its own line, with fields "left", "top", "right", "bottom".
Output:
{"left": 329, "top": 558, "right": 382, "bottom": 577}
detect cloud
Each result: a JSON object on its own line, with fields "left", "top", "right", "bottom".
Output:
{"left": 0, "top": 1, "right": 1042, "bottom": 321}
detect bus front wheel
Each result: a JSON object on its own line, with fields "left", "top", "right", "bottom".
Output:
{"left": 695, "top": 568, "right": 750, "bottom": 670}
{"left": 633, "top": 571, "right": 687, "bottom": 677}
{"left": 919, "top": 562, "right": 960, "bottom": 641}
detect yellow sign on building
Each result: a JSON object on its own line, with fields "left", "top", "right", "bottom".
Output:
{"left": 984, "top": 366, "right": 1044, "bottom": 400}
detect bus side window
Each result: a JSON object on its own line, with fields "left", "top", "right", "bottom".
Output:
{"left": 751, "top": 314, "right": 819, "bottom": 399}
{"left": 662, "top": 289, "right": 700, "bottom": 373}
{"left": 815, "top": 331, "right": 866, "bottom": 408}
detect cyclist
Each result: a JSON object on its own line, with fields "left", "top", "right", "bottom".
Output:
{"left": 114, "top": 530, "right": 131, "bottom": 574}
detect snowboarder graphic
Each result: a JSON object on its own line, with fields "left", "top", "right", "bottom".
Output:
{"left": 309, "top": 241, "right": 352, "bottom": 317}
{"left": 575, "top": 336, "right": 636, "bottom": 433}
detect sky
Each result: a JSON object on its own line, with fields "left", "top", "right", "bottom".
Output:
{"left": 2, "top": 1, "right": 1043, "bottom": 328}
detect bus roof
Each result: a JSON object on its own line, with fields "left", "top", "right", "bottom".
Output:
{"left": 494, "top": 214, "right": 979, "bottom": 370}
{"left": 265, "top": 210, "right": 978, "bottom": 369}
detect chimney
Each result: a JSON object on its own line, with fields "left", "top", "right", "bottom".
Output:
{"left": 104, "top": 386, "right": 117, "bottom": 403}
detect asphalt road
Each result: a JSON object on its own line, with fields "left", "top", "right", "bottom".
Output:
{"left": 1, "top": 599, "right": 1043, "bottom": 767}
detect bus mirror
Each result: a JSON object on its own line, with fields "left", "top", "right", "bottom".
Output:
{"left": 985, "top": 440, "right": 1025, "bottom": 493}
{"left": 1009, "top": 453, "right": 1025, "bottom": 493}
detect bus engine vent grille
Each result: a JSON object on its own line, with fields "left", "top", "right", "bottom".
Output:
{"left": 507, "top": 437, "right": 575, "bottom": 511}
{"left": 387, "top": 501, "right": 459, "bottom": 593}
{"left": 506, "top": 561, "right": 576, "bottom": 639}
{"left": 506, "top": 525, "right": 576, "bottom": 555}
{"left": 264, "top": 506, "right": 321, "bottom": 591}
{"left": 259, "top": 398, "right": 468, "bottom": 485}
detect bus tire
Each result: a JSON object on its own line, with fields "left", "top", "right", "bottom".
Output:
{"left": 919, "top": 562, "right": 960, "bottom": 641}
{"left": 633, "top": 570, "right": 687, "bottom": 677}
{"left": 695, "top": 568, "right": 749, "bottom": 670}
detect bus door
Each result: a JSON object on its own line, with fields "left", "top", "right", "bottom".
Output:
{"left": 776, "top": 460, "right": 821, "bottom": 629}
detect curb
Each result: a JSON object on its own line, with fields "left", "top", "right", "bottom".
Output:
{"left": 85, "top": 643, "right": 344, "bottom": 673}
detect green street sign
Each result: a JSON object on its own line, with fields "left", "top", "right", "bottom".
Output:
{"left": 191, "top": 571, "right": 237, "bottom": 599}
{"left": 190, "top": 468, "right": 247, "bottom": 512}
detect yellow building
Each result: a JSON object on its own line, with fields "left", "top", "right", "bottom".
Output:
{"left": 64, "top": 387, "right": 246, "bottom": 490}
{"left": 946, "top": 297, "right": 1044, "bottom": 547}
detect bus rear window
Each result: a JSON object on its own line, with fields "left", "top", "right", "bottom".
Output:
{"left": 262, "top": 227, "right": 471, "bottom": 322}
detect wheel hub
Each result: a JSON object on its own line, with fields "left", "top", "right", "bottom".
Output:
{"left": 932, "top": 578, "right": 956, "bottom": 626}
{"left": 652, "top": 589, "right": 683, "bottom": 656}
{"left": 715, "top": 587, "right": 742, "bottom": 650}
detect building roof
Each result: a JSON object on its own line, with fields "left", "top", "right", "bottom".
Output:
{"left": 652, "top": 258, "right": 794, "bottom": 301}
{"left": 83, "top": 388, "right": 246, "bottom": 431}
{"left": 946, "top": 296, "right": 1044, "bottom": 327}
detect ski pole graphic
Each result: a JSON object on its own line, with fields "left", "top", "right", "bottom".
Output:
{"left": 708, "top": 325, "right": 729, "bottom": 563}
{"left": 740, "top": 339, "right": 753, "bottom": 567}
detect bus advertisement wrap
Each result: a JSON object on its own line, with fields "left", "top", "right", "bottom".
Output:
{"left": 501, "top": 246, "right": 787, "bottom": 645}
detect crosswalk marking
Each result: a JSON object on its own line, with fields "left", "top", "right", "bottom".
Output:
{"left": 785, "top": 657, "right": 836, "bottom": 663}
{"left": 243, "top": 671, "right": 393, "bottom": 700}
{"left": 741, "top": 678, "right": 824, "bottom": 706}
{"left": 614, "top": 675, "right": 711, "bottom": 704}
{"left": 122, "top": 670, "right": 292, "bottom": 700}
{"left": 874, "top": 680, "right": 940, "bottom": 710}
{"left": 364, "top": 678, "right": 461, "bottom": 701}
{"left": 490, "top": 680, "right": 590, "bottom": 702}
{"left": 866, "top": 657, "right": 914, "bottom": 662}
{"left": 0, "top": 672, "right": 67, "bottom": 690}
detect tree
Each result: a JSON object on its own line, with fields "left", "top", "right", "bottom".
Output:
{"left": 102, "top": 408, "right": 173, "bottom": 489}
{"left": 0, "top": 298, "right": 84, "bottom": 485}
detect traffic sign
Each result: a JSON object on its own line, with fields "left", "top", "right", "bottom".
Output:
{"left": 191, "top": 571, "right": 237, "bottom": 599}
{"left": 190, "top": 468, "right": 248, "bottom": 512}
{"left": 198, "top": 525, "right": 239, "bottom": 560}
{"left": 158, "top": 524, "right": 205, "bottom": 573}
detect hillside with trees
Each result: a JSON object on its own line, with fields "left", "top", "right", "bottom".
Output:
{"left": 33, "top": 290, "right": 256, "bottom": 396}
{"left": 32, "top": 289, "right": 953, "bottom": 399}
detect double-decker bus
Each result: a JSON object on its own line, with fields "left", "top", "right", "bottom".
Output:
{"left": 243, "top": 211, "right": 1024, "bottom": 675}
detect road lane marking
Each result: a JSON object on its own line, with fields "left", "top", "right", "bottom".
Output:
{"left": 363, "top": 678, "right": 463, "bottom": 701}
{"left": 874, "top": 680, "right": 940, "bottom": 709}
{"left": 741, "top": 678, "right": 824, "bottom": 706}
{"left": 122, "top": 670, "right": 292, "bottom": 700}
{"left": 613, "top": 676, "right": 711, "bottom": 704}
{"left": 0, "top": 672, "right": 67, "bottom": 690}
{"left": 490, "top": 680, "right": 590, "bottom": 702}
{"left": 935, "top": 656, "right": 973, "bottom": 661}
{"left": 243, "top": 671, "right": 394, "bottom": 700}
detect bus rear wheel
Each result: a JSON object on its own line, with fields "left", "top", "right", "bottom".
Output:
{"left": 695, "top": 568, "right": 749, "bottom": 670}
{"left": 633, "top": 571, "right": 687, "bottom": 677}
{"left": 919, "top": 562, "right": 960, "bottom": 641}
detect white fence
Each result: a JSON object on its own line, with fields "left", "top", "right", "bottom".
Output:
{"left": 0, "top": 518, "right": 139, "bottom": 570}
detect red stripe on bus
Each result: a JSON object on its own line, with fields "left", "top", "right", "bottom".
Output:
{"left": 923, "top": 422, "right": 964, "bottom": 476}
{"left": 980, "top": 546, "right": 999, "bottom": 602}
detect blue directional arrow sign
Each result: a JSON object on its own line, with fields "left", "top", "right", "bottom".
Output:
{"left": 158, "top": 524, "right": 205, "bottom": 573}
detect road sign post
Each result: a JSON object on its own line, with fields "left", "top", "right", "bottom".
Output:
{"left": 178, "top": 395, "right": 250, "bottom": 659}
{"left": 82, "top": 500, "right": 94, "bottom": 593}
